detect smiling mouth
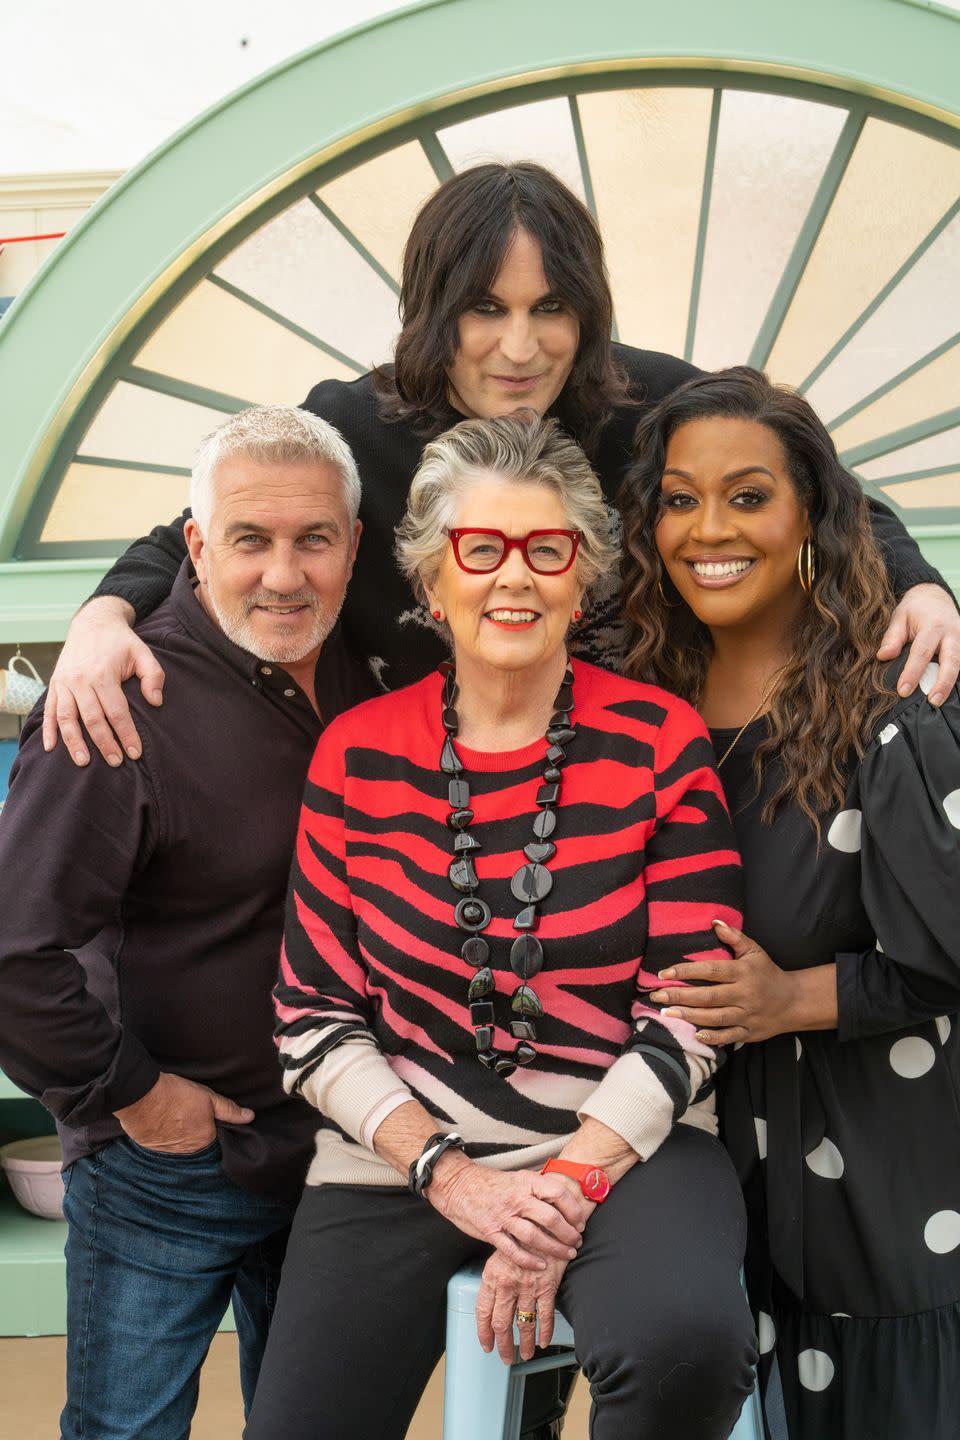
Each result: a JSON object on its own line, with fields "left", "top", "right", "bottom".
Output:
{"left": 254, "top": 603, "right": 309, "bottom": 616}
{"left": 684, "top": 558, "right": 757, "bottom": 585}
{"left": 490, "top": 374, "right": 544, "bottom": 388}
{"left": 484, "top": 608, "right": 540, "bottom": 627}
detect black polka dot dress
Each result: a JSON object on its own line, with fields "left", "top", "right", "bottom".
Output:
{"left": 714, "top": 660, "right": 960, "bottom": 1440}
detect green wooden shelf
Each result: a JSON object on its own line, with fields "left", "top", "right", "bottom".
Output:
{"left": 0, "top": 1071, "right": 28, "bottom": 1101}
{"left": 0, "top": 1187, "right": 67, "bottom": 1336}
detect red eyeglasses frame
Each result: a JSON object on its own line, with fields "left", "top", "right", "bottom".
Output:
{"left": 446, "top": 528, "right": 581, "bottom": 576}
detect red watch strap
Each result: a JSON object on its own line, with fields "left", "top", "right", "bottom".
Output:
{"left": 541, "top": 1157, "right": 611, "bottom": 1202}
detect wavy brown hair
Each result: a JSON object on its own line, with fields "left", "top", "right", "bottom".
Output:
{"left": 620, "top": 367, "right": 896, "bottom": 834}
{"left": 374, "top": 162, "right": 632, "bottom": 453}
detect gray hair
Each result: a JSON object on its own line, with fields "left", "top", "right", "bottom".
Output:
{"left": 190, "top": 405, "right": 361, "bottom": 531}
{"left": 395, "top": 412, "right": 619, "bottom": 599}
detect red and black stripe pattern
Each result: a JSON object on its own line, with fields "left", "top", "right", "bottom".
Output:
{"left": 275, "top": 659, "right": 743, "bottom": 1179}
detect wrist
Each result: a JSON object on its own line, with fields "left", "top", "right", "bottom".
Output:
{"left": 79, "top": 594, "right": 136, "bottom": 627}
{"left": 786, "top": 965, "right": 838, "bottom": 1032}
{"left": 424, "top": 1148, "right": 472, "bottom": 1212}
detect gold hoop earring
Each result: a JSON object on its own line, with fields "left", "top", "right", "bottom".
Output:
{"left": 797, "top": 538, "right": 816, "bottom": 595}
{"left": 657, "top": 575, "right": 678, "bottom": 608}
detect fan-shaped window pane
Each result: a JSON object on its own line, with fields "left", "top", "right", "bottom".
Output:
{"left": 855, "top": 423, "right": 960, "bottom": 480}
{"left": 437, "top": 98, "right": 585, "bottom": 199}
{"left": 693, "top": 92, "right": 845, "bottom": 370}
{"left": 578, "top": 87, "right": 713, "bottom": 355}
{"left": 135, "top": 280, "right": 355, "bottom": 404}
{"left": 768, "top": 118, "right": 960, "bottom": 386}
{"left": 830, "top": 340, "right": 960, "bottom": 452}
{"left": 879, "top": 474, "right": 960, "bottom": 509}
{"left": 316, "top": 141, "right": 440, "bottom": 283}
{"left": 79, "top": 382, "right": 228, "bottom": 469}
{"left": 215, "top": 198, "right": 399, "bottom": 370}
{"left": 41, "top": 464, "right": 189, "bottom": 543}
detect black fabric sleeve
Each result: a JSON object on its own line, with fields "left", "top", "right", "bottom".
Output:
{"left": 836, "top": 678, "right": 960, "bottom": 1041}
{"left": 91, "top": 510, "right": 191, "bottom": 623}
{"left": 0, "top": 707, "right": 162, "bottom": 1122}
{"left": 865, "top": 495, "right": 951, "bottom": 599}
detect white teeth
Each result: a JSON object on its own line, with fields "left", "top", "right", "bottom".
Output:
{"left": 487, "top": 610, "right": 537, "bottom": 623}
{"left": 691, "top": 560, "right": 753, "bottom": 578}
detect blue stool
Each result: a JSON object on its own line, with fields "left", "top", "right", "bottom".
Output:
{"left": 443, "top": 1262, "right": 764, "bottom": 1440}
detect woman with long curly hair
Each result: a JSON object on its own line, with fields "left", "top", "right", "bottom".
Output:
{"left": 620, "top": 367, "right": 960, "bottom": 1440}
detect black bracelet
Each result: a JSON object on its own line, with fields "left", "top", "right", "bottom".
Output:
{"left": 408, "top": 1131, "right": 465, "bottom": 1198}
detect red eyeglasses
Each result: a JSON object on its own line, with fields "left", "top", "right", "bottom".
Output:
{"left": 446, "top": 528, "right": 581, "bottom": 576}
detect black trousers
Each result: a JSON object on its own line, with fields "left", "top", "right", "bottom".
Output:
{"left": 245, "top": 1127, "right": 757, "bottom": 1440}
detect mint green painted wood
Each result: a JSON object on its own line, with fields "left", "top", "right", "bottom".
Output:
{"left": 825, "top": 332, "right": 960, "bottom": 433}
{"left": 0, "top": 1192, "right": 68, "bottom": 1337}
{"left": 308, "top": 194, "right": 402, "bottom": 296}
{"left": 0, "top": 560, "right": 117, "bottom": 641}
{"left": 684, "top": 89, "right": 722, "bottom": 363}
{"left": 0, "top": 1072, "right": 28, "bottom": 1102}
{"left": 842, "top": 404, "right": 960, "bottom": 467}
{"left": 913, "top": 526, "right": 960, "bottom": 597}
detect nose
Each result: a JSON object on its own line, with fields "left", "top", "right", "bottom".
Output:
{"left": 498, "top": 310, "right": 538, "bottom": 367}
{"left": 690, "top": 496, "right": 737, "bottom": 545}
{"left": 261, "top": 543, "right": 306, "bottom": 594}
{"left": 497, "top": 542, "right": 533, "bottom": 588}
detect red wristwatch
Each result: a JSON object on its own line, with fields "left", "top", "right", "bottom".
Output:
{"left": 541, "top": 1157, "right": 611, "bottom": 1203}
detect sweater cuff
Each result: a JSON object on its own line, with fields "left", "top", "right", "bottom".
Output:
{"left": 43, "top": 1032, "right": 161, "bottom": 1128}
{"left": 90, "top": 576, "right": 169, "bottom": 626}
{"left": 298, "top": 1038, "right": 413, "bottom": 1148}
{"left": 577, "top": 1053, "right": 678, "bottom": 1161}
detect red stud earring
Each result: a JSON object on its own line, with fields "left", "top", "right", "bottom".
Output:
{"left": 432, "top": 610, "right": 442, "bottom": 621}
{"left": 573, "top": 609, "right": 583, "bottom": 621}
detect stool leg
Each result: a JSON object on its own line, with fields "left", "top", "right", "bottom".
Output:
{"left": 443, "top": 1300, "right": 512, "bottom": 1440}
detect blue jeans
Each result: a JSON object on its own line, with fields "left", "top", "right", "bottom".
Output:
{"left": 61, "top": 1135, "right": 294, "bottom": 1440}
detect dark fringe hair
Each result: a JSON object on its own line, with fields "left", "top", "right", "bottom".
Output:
{"left": 374, "top": 162, "right": 633, "bottom": 454}
{"left": 619, "top": 367, "right": 897, "bottom": 836}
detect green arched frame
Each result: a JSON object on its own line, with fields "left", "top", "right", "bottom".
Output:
{"left": 1, "top": 0, "right": 959, "bottom": 638}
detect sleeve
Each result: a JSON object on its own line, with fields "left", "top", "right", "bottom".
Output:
{"left": 578, "top": 700, "right": 744, "bottom": 1158}
{"left": 273, "top": 719, "right": 412, "bottom": 1147}
{"left": 836, "top": 680, "right": 960, "bottom": 1041}
{"left": 91, "top": 510, "right": 190, "bottom": 622}
{"left": 865, "top": 495, "right": 951, "bottom": 599}
{"left": 0, "top": 711, "right": 162, "bottom": 1122}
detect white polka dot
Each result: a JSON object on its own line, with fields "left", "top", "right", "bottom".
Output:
{"left": 924, "top": 1210, "right": 960, "bottom": 1254}
{"left": 919, "top": 662, "right": 940, "bottom": 696}
{"left": 757, "top": 1311, "right": 776, "bottom": 1354}
{"left": 805, "top": 1137, "right": 844, "bottom": 1179}
{"left": 754, "top": 1117, "right": 767, "bottom": 1160}
{"left": 827, "top": 809, "right": 862, "bottom": 853}
{"left": 943, "top": 790, "right": 960, "bottom": 829}
{"left": 798, "top": 1348, "right": 835, "bottom": 1391}
{"left": 878, "top": 722, "right": 899, "bottom": 745}
{"left": 733, "top": 1041, "right": 744, "bottom": 1051}
{"left": 936, "top": 1015, "right": 951, "bottom": 1045}
{"left": 889, "top": 1036, "right": 936, "bottom": 1078}
{"left": 875, "top": 937, "right": 884, "bottom": 954}
{"left": 795, "top": 1036, "right": 803, "bottom": 1061}
{"left": 831, "top": 1312, "right": 850, "bottom": 1319}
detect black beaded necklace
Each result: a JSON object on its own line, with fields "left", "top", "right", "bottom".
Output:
{"left": 439, "top": 660, "right": 577, "bottom": 1079}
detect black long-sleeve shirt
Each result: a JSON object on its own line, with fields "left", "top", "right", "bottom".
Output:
{"left": 0, "top": 564, "right": 374, "bottom": 1199}
{"left": 93, "top": 346, "right": 947, "bottom": 691}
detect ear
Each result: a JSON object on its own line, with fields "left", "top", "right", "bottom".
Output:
{"left": 184, "top": 517, "right": 207, "bottom": 586}
{"left": 345, "top": 519, "right": 362, "bottom": 581}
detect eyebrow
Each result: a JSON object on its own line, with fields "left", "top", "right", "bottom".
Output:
{"left": 481, "top": 288, "right": 559, "bottom": 307}
{"left": 222, "top": 519, "right": 341, "bottom": 539}
{"left": 661, "top": 466, "right": 777, "bottom": 484}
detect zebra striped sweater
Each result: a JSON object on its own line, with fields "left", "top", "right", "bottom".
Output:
{"left": 274, "top": 658, "right": 743, "bottom": 1188}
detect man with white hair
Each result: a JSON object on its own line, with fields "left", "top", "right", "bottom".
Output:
{"left": 0, "top": 406, "right": 371, "bottom": 1440}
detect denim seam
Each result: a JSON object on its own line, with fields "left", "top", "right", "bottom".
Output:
{"left": 74, "top": 1153, "right": 105, "bottom": 1440}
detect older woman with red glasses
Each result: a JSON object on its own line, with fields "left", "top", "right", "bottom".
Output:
{"left": 244, "top": 411, "right": 757, "bottom": 1440}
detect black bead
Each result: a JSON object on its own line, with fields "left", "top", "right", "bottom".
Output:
{"left": 532, "top": 809, "right": 557, "bottom": 840}
{"left": 455, "top": 897, "right": 491, "bottom": 932}
{"left": 510, "top": 933, "right": 544, "bottom": 979}
{"left": 453, "top": 830, "right": 481, "bottom": 853}
{"left": 447, "top": 808, "right": 474, "bottom": 831}
{"left": 535, "top": 782, "right": 560, "bottom": 807}
{"left": 441, "top": 706, "right": 459, "bottom": 734}
{"left": 440, "top": 735, "right": 462, "bottom": 775}
{"left": 447, "top": 778, "right": 470, "bottom": 809}
{"left": 545, "top": 743, "right": 565, "bottom": 765}
{"left": 523, "top": 840, "right": 556, "bottom": 864}
{"left": 552, "top": 684, "right": 574, "bottom": 713}
{"left": 468, "top": 967, "right": 494, "bottom": 1001}
{"left": 477, "top": 1047, "right": 498, "bottom": 1070}
{"left": 511, "top": 863, "right": 553, "bottom": 904}
{"left": 469, "top": 1000, "right": 496, "bottom": 1027}
{"left": 542, "top": 766, "right": 561, "bottom": 784}
{"left": 493, "top": 1056, "right": 518, "bottom": 1078}
{"left": 513, "top": 1042, "right": 537, "bottom": 1067}
{"left": 563, "top": 665, "right": 574, "bottom": 686}
{"left": 438, "top": 660, "right": 455, "bottom": 677}
{"left": 461, "top": 936, "right": 489, "bottom": 967}
{"left": 475, "top": 1030, "right": 494, "bottom": 1055}
{"left": 510, "top": 1019, "right": 537, "bottom": 1042}
{"left": 545, "top": 725, "right": 576, "bottom": 746}
{"left": 511, "top": 985, "right": 544, "bottom": 1019}
{"left": 448, "top": 857, "right": 478, "bottom": 893}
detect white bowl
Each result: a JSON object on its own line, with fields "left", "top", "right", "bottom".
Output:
{"left": 0, "top": 1134, "right": 65, "bottom": 1219}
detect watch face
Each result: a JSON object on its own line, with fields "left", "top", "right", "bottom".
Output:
{"left": 584, "top": 1167, "right": 611, "bottom": 1202}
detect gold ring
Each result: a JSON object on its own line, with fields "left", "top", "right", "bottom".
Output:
{"left": 516, "top": 1309, "right": 537, "bottom": 1325}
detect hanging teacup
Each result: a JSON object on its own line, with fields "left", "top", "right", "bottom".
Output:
{"left": 0, "top": 655, "right": 46, "bottom": 716}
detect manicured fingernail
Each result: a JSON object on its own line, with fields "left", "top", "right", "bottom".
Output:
{"left": 713, "top": 918, "right": 731, "bottom": 930}
{"left": 126, "top": 746, "right": 141, "bottom": 759}
{"left": 649, "top": 990, "right": 668, "bottom": 1003}
{"left": 663, "top": 1007, "right": 682, "bottom": 1018}
{"left": 107, "top": 754, "right": 122, "bottom": 768}
{"left": 658, "top": 968, "right": 676, "bottom": 979}
{"left": 695, "top": 1030, "right": 711, "bottom": 1042}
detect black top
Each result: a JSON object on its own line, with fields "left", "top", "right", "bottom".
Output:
{"left": 92, "top": 346, "right": 946, "bottom": 689}
{"left": 0, "top": 564, "right": 375, "bottom": 1200}
{"left": 714, "top": 654, "right": 960, "bottom": 1437}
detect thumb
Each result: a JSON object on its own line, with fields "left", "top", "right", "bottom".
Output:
{"left": 877, "top": 610, "right": 908, "bottom": 659}
{"left": 208, "top": 1091, "right": 255, "bottom": 1124}
{"left": 135, "top": 646, "right": 167, "bottom": 707}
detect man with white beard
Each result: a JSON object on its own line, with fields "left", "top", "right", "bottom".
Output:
{"left": 0, "top": 406, "right": 372, "bottom": 1440}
